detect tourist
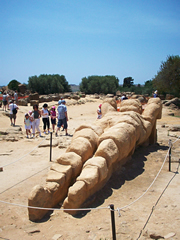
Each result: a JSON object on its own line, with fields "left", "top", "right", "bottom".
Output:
{"left": 97, "top": 104, "right": 102, "bottom": 119}
{"left": 29, "top": 110, "right": 33, "bottom": 131}
{"left": 6, "top": 92, "right": 10, "bottom": 109}
{"left": 154, "top": 90, "right": 158, "bottom": 98}
{"left": 7, "top": 92, "right": 12, "bottom": 110}
{"left": 9, "top": 100, "right": 19, "bottom": 126}
{"left": 121, "top": 94, "right": 128, "bottom": 101}
{"left": 42, "top": 103, "right": 50, "bottom": 134}
{"left": 50, "top": 106, "right": 56, "bottom": 132}
{"left": 14, "top": 90, "right": 18, "bottom": 104}
{"left": 32, "top": 104, "right": 42, "bottom": 138}
{"left": 57, "top": 99, "right": 64, "bottom": 130}
{"left": 56, "top": 99, "right": 68, "bottom": 136}
{"left": 24, "top": 113, "right": 32, "bottom": 138}
{"left": 2, "top": 92, "right": 8, "bottom": 111}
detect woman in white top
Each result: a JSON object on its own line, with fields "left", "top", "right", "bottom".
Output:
{"left": 42, "top": 103, "right": 50, "bottom": 134}
{"left": 24, "top": 113, "right": 31, "bottom": 138}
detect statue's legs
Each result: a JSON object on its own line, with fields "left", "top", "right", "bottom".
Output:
{"left": 28, "top": 126, "right": 101, "bottom": 221}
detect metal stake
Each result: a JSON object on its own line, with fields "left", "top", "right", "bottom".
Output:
{"left": 169, "top": 139, "right": 172, "bottom": 172}
{"left": 50, "top": 132, "right": 52, "bottom": 162}
{"left": 109, "top": 204, "right": 116, "bottom": 240}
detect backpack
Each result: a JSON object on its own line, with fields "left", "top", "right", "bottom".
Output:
{"left": 12, "top": 104, "right": 17, "bottom": 114}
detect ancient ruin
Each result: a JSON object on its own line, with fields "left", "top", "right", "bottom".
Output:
{"left": 28, "top": 97, "right": 162, "bottom": 221}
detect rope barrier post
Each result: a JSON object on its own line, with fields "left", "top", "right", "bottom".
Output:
{"left": 109, "top": 204, "right": 116, "bottom": 240}
{"left": 169, "top": 139, "right": 172, "bottom": 172}
{"left": 50, "top": 132, "right": 52, "bottom": 162}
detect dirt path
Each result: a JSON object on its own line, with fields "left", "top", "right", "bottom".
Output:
{"left": 0, "top": 100, "right": 180, "bottom": 240}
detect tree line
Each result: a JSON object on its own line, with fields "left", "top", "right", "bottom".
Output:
{"left": 79, "top": 75, "right": 119, "bottom": 94}
{"left": 7, "top": 55, "right": 180, "bottom": 97}
{"left": 152, "top": 55, "right": 180, "bottom": 97}
{"left": 28, "top": 74, "right": 71, "bottom": 94}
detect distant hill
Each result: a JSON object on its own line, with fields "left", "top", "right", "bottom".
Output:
{"left": 70, "top": 84, "right": 80, "bottom": 92}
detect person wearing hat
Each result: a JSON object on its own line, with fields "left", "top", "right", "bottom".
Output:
{"left": 56, "top": 99, "right": 69, "bottom": 136}
{"left": 121, "top": 93, "right": 128, "bottom": 101}
{"left": 42, "top": 103, "right": 50, "bottom": 134}
{"left": 97, "top": 104, "right": 102, "bottom": 119}
{"left": 58, "top": 99, "right": 65, "bottom": 130}
{"left": 50, "top": 106, "right": 56, "bottom": 132}
{"left": 154, "top": 90, "right": 158, "bottom": 98}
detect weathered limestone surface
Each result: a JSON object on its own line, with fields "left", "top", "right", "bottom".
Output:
{"left": 28, "top": 98, "right": 162, "bottom": 221}
{"left": 120, "top": 98, "right": 143, "bottom": 114}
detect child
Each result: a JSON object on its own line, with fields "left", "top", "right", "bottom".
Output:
{"left": 24, "top": 113, "right": 31, "bottom": 138}
{"left": 50, "top": 106, "right": 56, "bottom": 132}
{"left": 29, "top": 110, "right": 33, "bottom": 130}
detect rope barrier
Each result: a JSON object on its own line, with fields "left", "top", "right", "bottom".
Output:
{"left": 0, "top": 144, "right": 171, "bottom": 212}
{"left": 136, "top": 159, "right": 180, "bottom": 240}
{"left": 172, "top": 135, "right": 180, "bottom": 144}
{"left": 114, "top": 136, "right": 180, "bottom": 212}
{"left": 0, "top": 136, "right": 48, "bottom": 168}
{"left": 0, "top": 166, "right": 49, "bottom": 195}
{"left": 0, "top": 200, "right": 109, "bottom": 212}
{"left": 0, "top": 136, "right": 179, "bottom": 214}
{"left": 114, "top": 148, "right": 170, "bottom": 212}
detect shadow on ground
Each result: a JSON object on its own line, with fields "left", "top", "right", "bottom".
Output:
{"left": 74, "top": 143, "right": 169, "bottom": 218}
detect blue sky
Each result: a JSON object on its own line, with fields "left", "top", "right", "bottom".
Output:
{"left": 0, "top": 0, "right": 180, "bottom": 86}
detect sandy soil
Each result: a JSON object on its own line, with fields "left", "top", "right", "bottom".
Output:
{"left": 0, "top": 98, "right": 180, "bottom": 240}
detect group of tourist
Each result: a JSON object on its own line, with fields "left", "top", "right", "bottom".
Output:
{"left": 4, "top": 90, "right": 159, "bottom": 138}
{"left": 24, "top": 104, "right": 49, "bottom": 138}
{"left": 2, "top": 90, "right": 18, "bottom": 112}
{"left": 23, "top": 100, "right": 69, "bottom": 138}
{"left": 3, "top": 94, "right": 68, "bottom": 138}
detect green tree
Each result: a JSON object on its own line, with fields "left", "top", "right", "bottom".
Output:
{"left": 51, "top": 78, "right": 64, "bottom": 93}
{"left": 79, "top": 75, "right": 119, "bottom": 94}
{"left": 142, "top": 80, "right": 154, "bottom": 96}
{"left": 8, "top": 79, "right": 21, "bottom": 91}
{"left": 134, "top": 84, "right": 142, "bottom": 94}
{"left": 79, "top": 77, "right": 89, "bottom": 93}
{"left": 152, "top": 55, "right": 180, "bottom": 97}
{"left": 28, "top": 74, "right": 71, "bottom": 94}
{"left": 103, "top": 75, "right": 119, "bottom": 94}
{"left": 88, "top": 76, "right": 100, "bottom": 93}
{"left": 123, "top": 77, "right": 134, "bottom": 88}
